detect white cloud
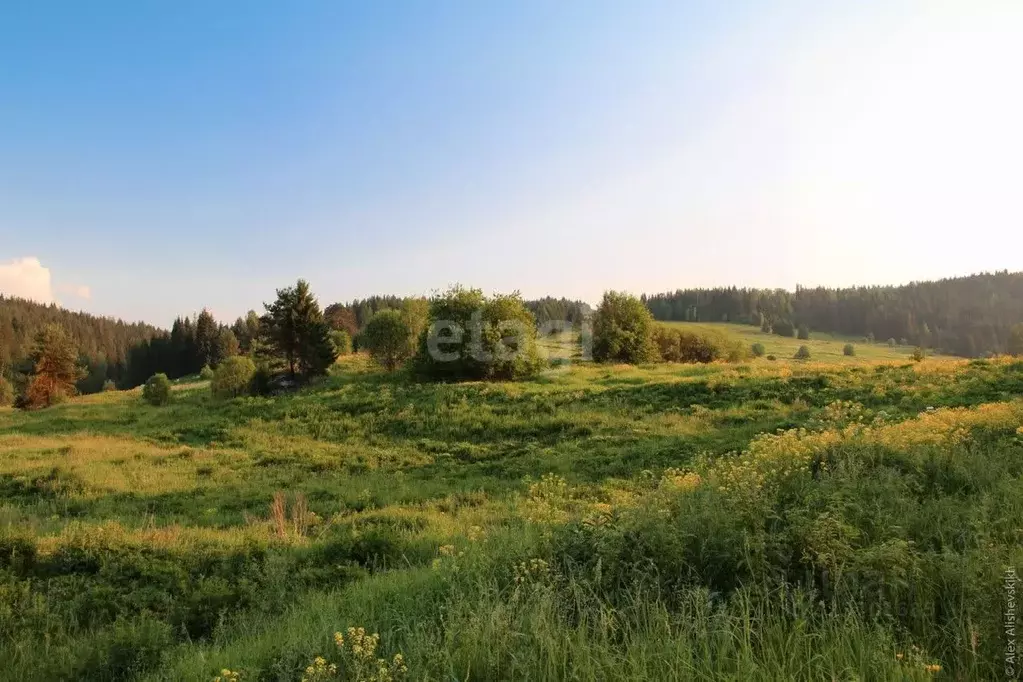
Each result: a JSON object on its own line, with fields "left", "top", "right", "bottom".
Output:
{"left": 0, "top": 257, "right": 54, "bottom": 303}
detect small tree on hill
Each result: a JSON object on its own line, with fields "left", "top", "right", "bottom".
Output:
{"left": 911, "top": 347, "right": 926, "bottom": 362}
{"left": 142, "top": 373, "right": 172, "bottom": 406}
{"left": 260, "top": 280, "right": 338, "bottom": 379}
{"left": 797, "top": 324, "right": 810, "bottom": 340}
{"left": 195, "top": 309, "right": 219, "bottom": 368}
{"left": 794, "top": 345, "right": 811, "bottom": 360}
{"left": 751, "top": 342, "right": 765, "bottom": 358}
{"left": 773, "top": 320, "right": 795, "bottom": 338}
{"left": 887, "top": 338, "right": 896, "bottom": 348}
{"left": 24, "top": 324, "right": 86, "bottom": 409}
{"left": 592, "top": 291, "right": 656, "bottom": 364}
{"left": 843, "top": 343, "right": 855, "bottom": 357}
{"left": 216, "top": 328, "right": 240, "bottom": 365}
{"left": 363, "top": 310, "right": 413, "bottom": 371}
{"left": 211, "top": 356, "right": 256, "bottom": 398}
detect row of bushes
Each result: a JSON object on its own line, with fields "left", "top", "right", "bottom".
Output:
{"left": 142, "top": 357, "right": 263, "bottom": 406}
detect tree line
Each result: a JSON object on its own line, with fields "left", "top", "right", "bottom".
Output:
{"left": 643, "top": 271, "right": 1023, "bottom": 357}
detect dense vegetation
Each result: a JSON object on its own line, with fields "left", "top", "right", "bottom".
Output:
{"left": 1, "top": 342, "right": 1021, "bottom": 680}
{"left": 644, "top": 270, "right": 1023, "bottom": 357}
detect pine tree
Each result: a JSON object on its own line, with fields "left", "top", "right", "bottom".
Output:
{"left": 24, "top": 324, "right": 86, "bottom": 408}
{"left": 260, "top": 280, "right": 337, "bottom": 379}
{"left": 195, "top": 309, "right": 219, "bottom": 368}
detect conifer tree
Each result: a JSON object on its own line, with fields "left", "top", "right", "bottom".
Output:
{"left": 24, "top": 324, "right": 86, "bottom": 408}
{"left": 260, "top": 280, "right": 337, "bottom": 379}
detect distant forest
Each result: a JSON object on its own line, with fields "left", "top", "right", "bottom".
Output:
{"left": 644, "top": 271, "right": 1023, "bottom": 357}
{"left": 3, "top": 272, "right": 1023, "bottom": 396}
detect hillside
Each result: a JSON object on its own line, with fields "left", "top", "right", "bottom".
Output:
{"left": 644, "top": 271, "right": 1023, "bottom": 357}
{"left": 1, "top": 353, "right": 1020, "bottom": 679}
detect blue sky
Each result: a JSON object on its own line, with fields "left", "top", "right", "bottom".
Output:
{"left": 2, "top": 1, "right": 1022, "bottom": 326}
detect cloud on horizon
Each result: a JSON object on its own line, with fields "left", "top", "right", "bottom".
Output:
{"left": 0, "top": 257, "right": 91, "bottom": 305}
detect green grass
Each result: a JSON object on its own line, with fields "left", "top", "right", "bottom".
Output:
{"left": 1, "top": 352, "right": 1021, "bottom": 680}
{"left": 660, "top": 321, "right": 938, "bottom": 361}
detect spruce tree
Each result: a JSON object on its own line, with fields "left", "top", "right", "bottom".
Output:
{"left": 24, "top": 324, "right": 86, "bottom": 408}
{"left": 261, "top": 280, "right": 337, "bottom": 379}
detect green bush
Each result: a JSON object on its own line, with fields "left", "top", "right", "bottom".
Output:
{"left": 141, "top": 374, "right": 172, "bottom": 406}
{"left": 794, "top": 345, "right": 811, "bottom": 360}
{"left": 766, "top": 354, "right": 777, "bottom": 361}
{"left": 249, "top": 364, "right": 274, "bottom": 396}
{"left": 843, "top": 343, "right": 855, "bottom": 357}
{"left": 887, "top": 338, "right": 896, "bottom": 348}
{"left": 102, "top": 379, "right": 117, "bottom": 392}
{"left": 413, "top": 287, "right": 544, "bottom": 381}
{"left": 797, "top": 324, "right": 810, "bottom": 340}
{"left": 773, "top": 320, "right": 795, "bottom": 338}
{"left": 911, "top": 347, "right": 926, "bottom": 362}
{"left": 211, "top": 356, "right": 256, "bottom": 398}
{"left": 199, "top": 364, "right": 214, "bottom": 380}
{"left": 592, "top": 291, "right": 656, "bottom": 364}
{"left": 751, "top": 343, "right": 765, "bottom": 358}
{"left": 330, "top": 329, "right": 353, "bottom": 356}
{"left": 363, "top": 310, "right": 413, "bottom": 371}
{"left": 651, "top": 325, "right": 745, "bottom": 363}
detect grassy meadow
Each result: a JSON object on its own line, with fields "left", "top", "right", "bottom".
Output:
{"left": 1, "top": 343, "right": 1022, "bottom": 680}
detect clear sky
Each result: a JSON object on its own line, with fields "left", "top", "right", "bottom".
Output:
{"left": 2, "top": 1, "right": 1021, "bottom": 326}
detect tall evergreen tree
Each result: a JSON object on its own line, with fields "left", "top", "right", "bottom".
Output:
{"left": 260, "top": 280, "right": 337, "bottom": 379}
{"left": 195, "top": 309, "right": 219, "bottom": 368}
{"left": 24, "top": 324, "right": 86, "bottom": 408}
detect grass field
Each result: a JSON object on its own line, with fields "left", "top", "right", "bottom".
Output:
{"left": 1, "top": 350, "right": 1021, "bottom": 680}
{"left": 660, "top": 321, "right": 939, "bottom": 362}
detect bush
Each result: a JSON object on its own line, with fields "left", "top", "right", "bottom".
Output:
{"left": 797, "top": 324, "right": 810, "bottom": 340}
{"left": 330, "top": 329, "right": 353, "bottom": 357}
{"left": 249, "top": 364, "right": 274, "bottom": 396}
{"left": 887, "top": 338, "right": 896, "bottom": 348}
{"left": 142, "top": 374, "right": 172, "bottom": 406}
{"left": 899, "top": 338, "right": 908, "bottom": 346}
{"left": 363, "top": 310, "right": 413, "bottom": 371}
{"left": 0, "top": 376, "right": 12, "bottom": 406}
{"left": 751, "top": 343, "right": 765, "bottom": 358}
{"left": 199, "top": 364, "right": 214, "bottom": 380}
{"left": 794, "top": 345, "right": 811, "bottom": 360}
{"left": 102, "top": 379, "right": 117, "bottom": 392}
{"left": 911, "top": 347, "right": 926, "bottom": 362}
{"left": 651, "top": 325, "right": 745, "bottom": 363}
{"left": 211, "top": 356, "right": 256, "bottom": 398}
{"left": 843, "top": 344, "right": 855, "bottom": 357}
{"left": 591, "top": 291, "right": 656, "bottom": 364}
{"left": 412, "top": 287, "right": 544, "bottom": 381}
{"left": 773, "top": 320, "right": 795, "bottom": 338}
{"left": 766, "top": 354, "right": 777, "bottom": 361}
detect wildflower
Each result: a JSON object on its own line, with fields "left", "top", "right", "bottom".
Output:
{"left": 896, "top": 653, "right": 904, "bottom": 660}
{"left": 924, "top": 663, "right": 942, "bottom": 673}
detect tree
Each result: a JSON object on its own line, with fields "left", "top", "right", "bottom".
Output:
{"left": 843, "top": 343, "right": 856, "bottom": 357}
{"left": 216, "top": 328, "right": 240, "bottom": 365}
{"left": 363, "top": 310, "right": 413, "bottom": 371}
{"left": 195, "top": 309, "right": 219, "bottom": 368}
{"left": 0, "top": 375, "right": 12, "bottom": 406}
{"left": 1008, "top": 324, "right": 1023, "bottom": 357}
{"left": 199, "top": 364, "right": 214, "bottom": 380}
{"left": 887, "top": 338, "right": 897, "bottom": 348}
{"left": 760, "top": 317, "right": 772, "bottom": 334}
{"left": 751, "top": 342, "right": 765, "bottom": 357}
{"left": 260, "top": 280, "right": 337, "bottom": 379}
{"left": 324, "top": 304, "right": 359, "bottom": 337}
{"left": 911, "top": 347, "right": 926, "bottom": 362}
{"left": 211, "top": 356, "right": 256, "bottom": 398}
{"left": 794, "top": 345, "right": 811, "bottom": 360}
{"left": 773, "top": 320, "right": 795, "bottom": 338}
{"left": 24, "top": 324, "right": 86, "bottom": 409}
{"left": 797, "top": 324, "right": 810, "bottom": 340}
{"left": 330, "top": 329, "right": 353, "bottom": 356}
{"left": 592, "top": 291, "right": 656, "bottom": 364}
{"left": 412, "top": 287, "right": 544, "bottom": 381}
{"left": 400, "top": 298, "right": 430, "bottom": 356}
{"left": 142, "top": 373, "right": 172, "bottom": 406}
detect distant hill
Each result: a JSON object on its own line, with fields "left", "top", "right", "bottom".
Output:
{"left": 644, "top": 271, "right": 1023, "bottom": 357}
{"left": 0, "top": 295, "right": 163, "bottom": 393}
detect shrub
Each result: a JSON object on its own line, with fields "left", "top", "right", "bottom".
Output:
{"left": 766, "top": 354, "right": 777, "bottom": 361}
{"left": 899, "top": 338, "right": 908, "bottom": 346}
{"left": 911, "top": 347, "right": 926, "bottom": 362}
{"left": 794, "top": 345, "right": 811, "bottom": 360}
{"left": 887, "top": 338, "right": 896, "bottom": 348}
{"left": 0, "top": 376, "right": 12, "bottom": 406}
{"left": 843, "top": 344, "right": 855, "bottom": 357}
{"left": 102, "top": 379, "right": 117, "bottom": 392}
{"left": 866, "top": 332, "right": 875, "bottom": 343}
{"left": 211, "top": 356, "right": 256, "bottom": 398}
{"left": 773, "top": 320, "right": 795, "bottom": 338}
{"left": 250, "top": 364, "right": 274, "bottom": 396}
{"left": 797, "top": 324, "right": 810, "bottom": 340}
{"left": 591, "top": 291, "right": 656, "bottom": 364}
{"left": 142, "top": 374, "right": 172, "bottom": 406}
{"left": 651, "top": 325, "right": 745, "bottom": 363}
{"left": 363, "top": 310, "right": 413, "bottom": 371}
{"left": 412, "top": 287, "right": 544, "bottom": 381}
{"left": 751, "top": 343, "right": 765, "bottom": 358}
{"left": 199, "top": 364, "right": 214, "bottom": 380}
{"left": 330, "top": 329, "right": 353, "bottom": 356}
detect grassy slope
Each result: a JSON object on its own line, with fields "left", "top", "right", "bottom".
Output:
{"left": 1, "top": 353, "right": 1021, "bottom": 680}
{"left": 660, "top": 321, "right": 940, "bottom": 361}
